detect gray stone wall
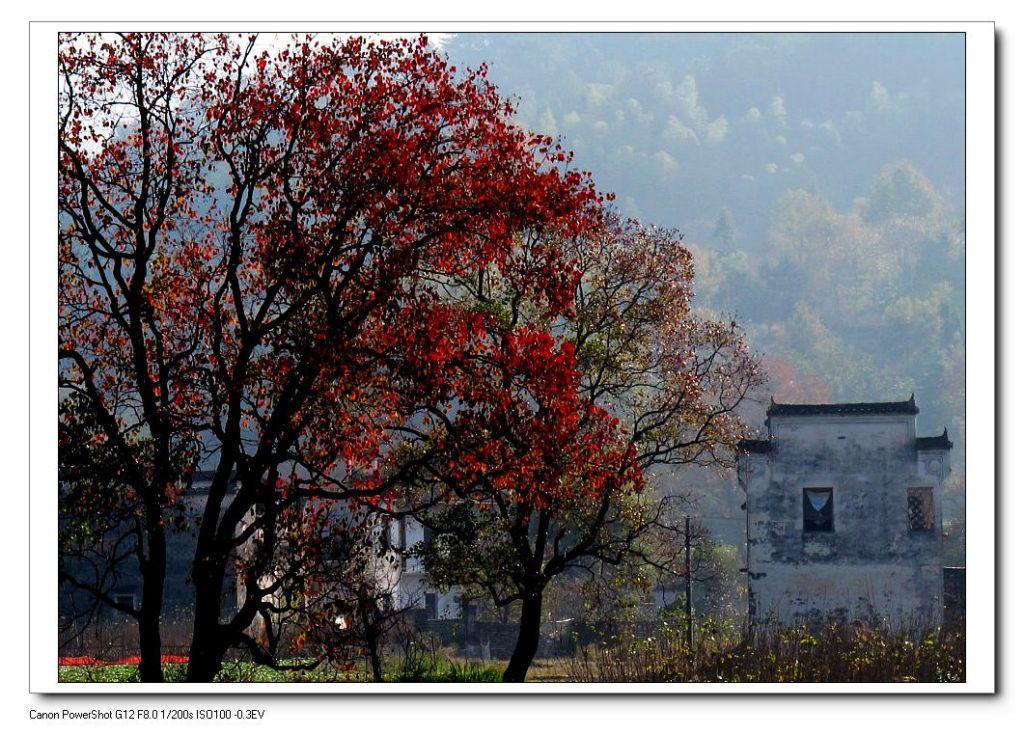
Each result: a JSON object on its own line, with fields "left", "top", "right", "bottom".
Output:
{"left": 740, "top": 411, "right": 948, "bottom": 629}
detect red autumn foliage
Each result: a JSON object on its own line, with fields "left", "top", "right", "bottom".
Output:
{"left": 403, "top": 215, "right": 762, "bottom": 681}
{"left": 59, "top": 654, "right": 190, "bottom": 667}
{"left": 59, "top": 32, "right": 607, "bottom": 681}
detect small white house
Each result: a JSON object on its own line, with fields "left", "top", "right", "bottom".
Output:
{"left": 383, "top": 517, "right": 462, "bottom": 620}
{"left": 737, "top": 396, "right": 951, "bottom": 629}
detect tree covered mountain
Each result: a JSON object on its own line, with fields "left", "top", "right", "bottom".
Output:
{"left": 444, "top": 33, "right": 966, "bottom": 554}
{"left": 446, "top": 32, "right": 966, "bottom": 469}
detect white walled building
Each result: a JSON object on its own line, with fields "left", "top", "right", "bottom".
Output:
{"left": 737, "top": 396, "right": 952, "bottom": 629}
{"left": 383, "top": 517, "right": 462, "bottom": 620}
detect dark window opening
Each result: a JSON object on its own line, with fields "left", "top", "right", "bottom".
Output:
{"left": 803, "top": 487, "right": 834, "bottom": 532}
{"left": 424, "top": 592, "right": 438, "bottom": 620}
{"left": 908, "top": 487, "right": 935, "bottom": 531}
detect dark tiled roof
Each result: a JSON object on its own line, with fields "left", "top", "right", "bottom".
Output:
{"left": 916, "top": 428, "right": 953, "bottom": 451}
{"left": 738, "top": 438, "right": 772, "bottom": 454}
{"left": 767, "top": 394, "right": 919, "bottom": 417}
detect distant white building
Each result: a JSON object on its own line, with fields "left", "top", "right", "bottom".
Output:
{"left": 383, "top": 517, "right": 462, "bottom": 620}
{"left": 737, "top": 396, "right": 952, "bottom": 629}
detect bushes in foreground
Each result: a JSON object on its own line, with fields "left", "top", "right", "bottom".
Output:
{"left": 562, "top": 620, "right": 965, "bottom": 683}
{"left": 58, "top": 620, "right": 965, "bottom": 683}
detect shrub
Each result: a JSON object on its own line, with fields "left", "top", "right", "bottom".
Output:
{"left": 562, "top": 620, "right": 965, "bottom": 683}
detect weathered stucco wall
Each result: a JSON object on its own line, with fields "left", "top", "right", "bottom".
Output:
{"left": 387, "top": 518, "right": 463, "bottom": 619}
{"left": 740, "top": 411, "right": 949, "bottom": 629}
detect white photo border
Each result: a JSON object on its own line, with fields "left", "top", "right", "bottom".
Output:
{"left": 28, "top": 20, "right": 996, "bottom": 694}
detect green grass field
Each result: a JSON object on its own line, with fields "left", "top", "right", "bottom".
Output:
{"left": 58, "top": 656, "right": 503, "bottom": 684}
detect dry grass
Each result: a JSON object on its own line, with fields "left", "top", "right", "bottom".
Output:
{"left": 58, "top": 617, "right": 965, "bottom": 684}
{"left": 555, "top": 620, "right": 965, "bottom": 683}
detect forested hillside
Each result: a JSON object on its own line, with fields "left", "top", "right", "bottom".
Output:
{"left": 446, "top": 33, "right": 967, "bottom": 552}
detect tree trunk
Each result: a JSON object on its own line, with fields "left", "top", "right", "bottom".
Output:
{"left": 186, "top": 566, "right": 228, "bottom": 682}
{"left": 366, "top": 629, "right": 383, "bottom": 683}
{"left": 186, "top": 617, "right": 225, "bottom": 682}
{"left": 137, "top": 523, "right": 166, "bottom": 683}
{"left": 503, "top": 594, "right": 543, "bottom": 683}
{"left": 185, "top": 637, "right": 223, "bottom": 682}
{"left": 358, "top": 599, "right": 384, "bottom": 682}
{"left": 186, "top": 464, "right": 236, "bottom": 683}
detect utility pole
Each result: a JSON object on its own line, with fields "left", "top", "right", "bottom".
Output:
{"left": 684, "top": 515, "right": 693, "bottom": 651}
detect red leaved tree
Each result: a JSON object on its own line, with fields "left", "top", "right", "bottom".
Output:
{"left": 58, "top": 32, "right": 603, "bottom": 681}
{"left": 59, "top": 32, "right": 228, "bottom": 681}
{"left": 407, "top": 216, "right": 762, "bottom": 681}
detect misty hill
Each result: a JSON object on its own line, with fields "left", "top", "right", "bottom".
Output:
{"left": 444, "top": 33, "right": 966, "bottom": 556}
{"left": 446, "top": 32, "right": 965, "bottom": 465}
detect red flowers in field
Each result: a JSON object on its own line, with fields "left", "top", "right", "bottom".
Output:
{"left": 58, "top": 654, "right": 190, "bottom": 667}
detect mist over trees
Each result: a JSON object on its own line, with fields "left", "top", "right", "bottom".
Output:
{"left": 443, "top": 32, "right": 966, "bottom": 560}
{"left": 445, "top": 31, "right": 966, "bottom": 467}
{"left": 446, "top": 33, "right": 964, "bottom": 234}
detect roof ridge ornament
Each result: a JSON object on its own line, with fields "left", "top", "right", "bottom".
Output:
{"left": 915, "top": 426, "right": 954, "bottom": 451}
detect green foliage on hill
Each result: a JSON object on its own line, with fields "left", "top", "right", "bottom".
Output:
{"left": 446, "top": 33, "right": 966, "bottom": 469}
